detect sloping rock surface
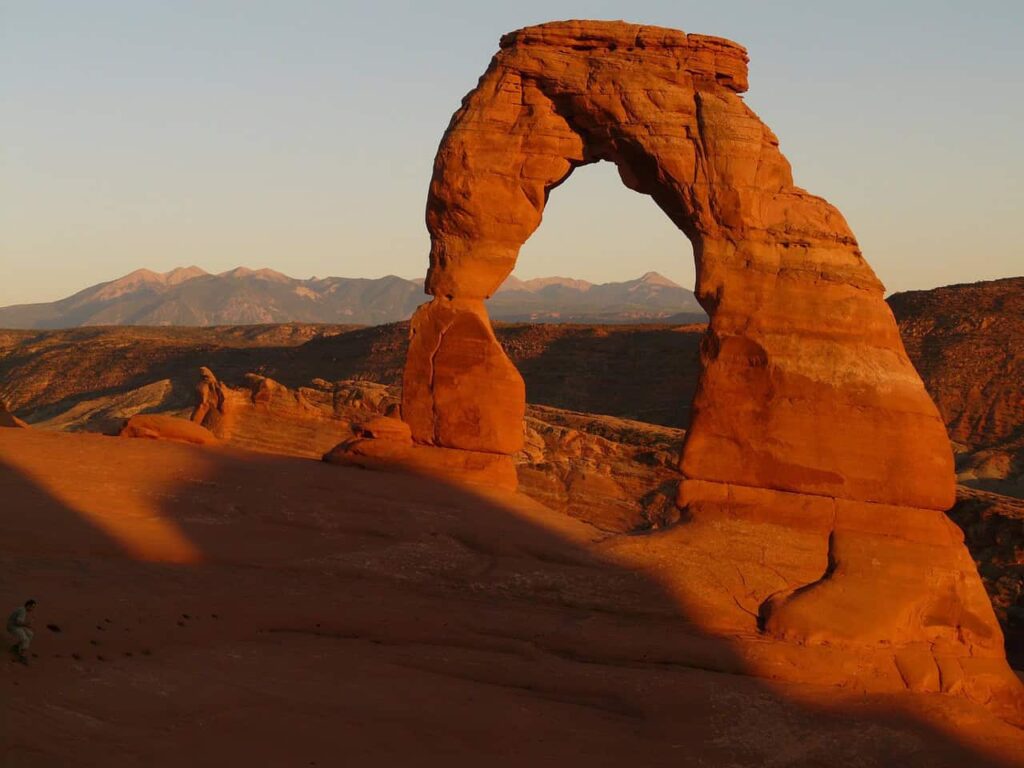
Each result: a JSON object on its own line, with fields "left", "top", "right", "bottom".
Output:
{"left": 891, "top": 277, "right": 1024, "bottom": 497}
{"left": 4, "top": 427, "right": 1024, "bottom": 765}
{"left": 192, "top": 368, "right": 397, "bottom": 459}
{"left": 119, "top": 414, "right": 218, "bottom": 446}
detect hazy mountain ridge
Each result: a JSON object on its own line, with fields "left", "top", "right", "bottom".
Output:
{"left": 0, "top": 268, "right": 427, "bottom": 328}
{"left": 0, "top": 267, "right": 705, "bottom": 329}
{"left": 488, "top": 270, "right": 703, "bottom": 323}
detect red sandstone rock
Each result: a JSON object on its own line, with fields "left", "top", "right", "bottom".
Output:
{"left": 324, "top": 437, "right": 517, "bottom": 491}
{"left": 7, "top": 427, "right": 1024, "bottom": 763}
{"left": 411, "top": 19, "right": 952, "bottom": 509}
{"left": 0, "top": 400, "right": 28, "bottom": 428}
{"left": 403, "top": 298, "right": 525, "bottom": 455}
{"left": 119, "top": 414, "right": 218, "bottom": 445}
{"left": 354, "top": 415, "right": 412, "bottom": 442}
{"left": 191, "top": 367, "right": 396, "bottom": 459}
{"left": 516, "top": 406, "right": 684, "bottom": 532}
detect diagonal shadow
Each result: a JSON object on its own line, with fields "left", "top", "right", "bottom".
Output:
{"left": 1, "top": 429, "right": 1022, "bottom": 767}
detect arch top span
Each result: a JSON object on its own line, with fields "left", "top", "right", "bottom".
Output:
{"left": 425, "top": 20, "right": 761, "bottom": 302}
{"left": 423, "top": 20, "right": 873, "bottom": 311}
{"left": 497, "top": 21, "right": 750, "bottom": 93}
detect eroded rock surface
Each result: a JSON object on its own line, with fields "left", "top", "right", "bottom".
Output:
{"left": 191, "top": 367, "right": 397, "bottom": 459}
{"left": 119, "top": 414, "right": 218, "bottom": 446}
{"left": 6, "top": 427, "right": 1024, "bottom": 766}
{"left": 948, "top": 487, "right": 1024, "bottom": 667}
{"left": 891, "top": 277, "right": 1024, "bottom": 497}
{"left": 516, "top": 406, "right": 684, "bottom": 532}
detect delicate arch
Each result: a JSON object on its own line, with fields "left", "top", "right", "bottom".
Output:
{"left": 325, "top": 21, "right": 1023, "bottom": 712}
{"left": 406, "top": 20, "right": 952, "bottom": 510}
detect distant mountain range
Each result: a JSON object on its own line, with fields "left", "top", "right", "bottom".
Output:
{"left": 0, "top": 267, "right": 705, "bottom": 329}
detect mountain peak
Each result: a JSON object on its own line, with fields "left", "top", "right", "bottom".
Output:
{"left": 87, "top": 268, "right": 168, "bottom": 302}
{"left": 119, "top": 268, "right": 163, "bottom": 283}
{"left": 218, "top": 267, "right": 290, "bottom": 282}
{"left": 89, "top": 266, "right": 210, "bottom": 301}
{"left": 636, "top": 271, "right": 681, "bottom": 288}
{"left": 164, "top": 266, "right": 208, "bottom": 285}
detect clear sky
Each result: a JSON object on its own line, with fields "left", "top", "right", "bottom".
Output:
{"left": 2, "top": 0, "right": 1021, "bottom": 305}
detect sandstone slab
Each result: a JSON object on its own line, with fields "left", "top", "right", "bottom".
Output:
{"left": 119, "top": 414, "right": 218, "bottom": 446}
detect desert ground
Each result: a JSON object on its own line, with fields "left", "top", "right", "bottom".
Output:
{"left": 2, "top": 427, "right": 1023, "bottom": 767}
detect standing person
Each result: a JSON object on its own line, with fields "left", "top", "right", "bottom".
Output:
{"left": 7, "top": 599, "right": 36, "bottom": 665}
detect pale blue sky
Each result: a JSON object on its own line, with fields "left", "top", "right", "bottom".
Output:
{"left": 2, "top": 1, "right": 1021, "bottom": 305}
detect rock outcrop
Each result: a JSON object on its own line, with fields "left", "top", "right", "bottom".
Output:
{"left": 191, "top": 367, "right": 397, "bottom": 459}
{"left": 516, "top": 406, "right": 684, "bottom": 532}
{"left": 0, "top": 399, "right": 28, "bottom": 428}
{"left": 0, "top": 324, "right": 347, "bottom": 421}
{"left": 119, "top": 414, "right": 218, "bottom": 445}
{"left": 348, "top": 20, "right": 1021, "bottom": 715}
{"left": 948, "top": 487, "right": 1024, "bottom": 667}
{"left": 323, "top": 414, "right": 518, "bottom": 489}
{"left": 891, "top": 277, "right": 1024, "bottom": 497}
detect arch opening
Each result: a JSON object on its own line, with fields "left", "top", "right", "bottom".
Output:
{"left": 486, "top": 158, "right": 706, "bottom": 533}
{"left": 492, "top": 160, "right": 699, "bottom": 329}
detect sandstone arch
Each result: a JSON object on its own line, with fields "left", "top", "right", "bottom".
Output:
{"left": 344, "top": 21, "right": 1022, "bottom": 714}
{"left": 409, "top": 21, "right": 954, "bottom": 510}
